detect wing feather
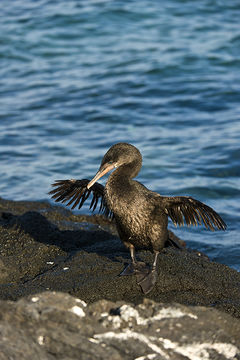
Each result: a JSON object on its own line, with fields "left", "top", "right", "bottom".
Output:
{"left": 162, "top": 196, "right": 226, "bottom": 231}
{"left": 49, "top": 179, "right": 113, "bottom": 218}
{"left": 90, "top": 193, "right": 98, "bottom": 212}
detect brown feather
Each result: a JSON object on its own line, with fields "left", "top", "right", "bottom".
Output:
{"left": 162, "top": 196, "right": 226, "bottom": 231}
{"left": 49, "top": 179, "right": 113, "bottom": 218}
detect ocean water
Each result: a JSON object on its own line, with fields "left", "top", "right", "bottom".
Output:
{"left": 0, "top": 0, "right": 239, "bottom": 271}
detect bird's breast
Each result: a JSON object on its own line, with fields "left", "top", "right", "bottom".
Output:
{"left": 104, "top": 180, "right": 168, "bottom": 250}
{"left": 105, "top": 182, "right": 156, "bottom": 243}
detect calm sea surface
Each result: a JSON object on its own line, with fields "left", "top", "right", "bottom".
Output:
{"left": 0, "top": 0, "right": 239, "bottom": 270}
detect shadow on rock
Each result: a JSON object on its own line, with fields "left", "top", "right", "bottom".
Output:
{"left": 0, "top": 210, "right": 127, "bottom": 257}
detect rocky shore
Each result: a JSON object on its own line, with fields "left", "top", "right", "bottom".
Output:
{"left": 0, "top": 291, "right": 239, "bottom": 360}
{"left": 0, "top": 197, "right": 239, "bottom": 359}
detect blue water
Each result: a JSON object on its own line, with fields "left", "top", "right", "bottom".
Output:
{"left": 0, "top": 0, "right": 239, "bottom": 271}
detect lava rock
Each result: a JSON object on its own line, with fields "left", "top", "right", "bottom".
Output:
{"left": 0, "top": 291, "right": 239, "bottom": 360}
{"left": 0, "top": 197, "right": 240, "bottom": 319}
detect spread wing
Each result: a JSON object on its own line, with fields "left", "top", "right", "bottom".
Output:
{"left": 161, "top": 196, "right": 226, "bottom": 231}
{"left": 49, "top": 179, "right": 113, "bottom": 218}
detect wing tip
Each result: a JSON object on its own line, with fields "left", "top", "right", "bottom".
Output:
{"left": 49, "top": 179, "right": 112, "bottom": 219}
{"left": 166, "top": 197, "right": 227, "bottom": 231}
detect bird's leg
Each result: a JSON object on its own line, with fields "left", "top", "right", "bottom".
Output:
{"left": 130, "top": 244, "right": 137, "bottom": 265}
{"left": 152, "top": 250, "right": 159, "bottom": 269}
{"left": 120, "top": 244, "right": 137, "bottom": 276}
{"left": 120, "top": 244, "right": 149, "bottom": 276}
{"left": 137, "top": 251, "right": 159, "bottom": 294}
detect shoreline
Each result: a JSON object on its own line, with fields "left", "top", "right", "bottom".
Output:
{"left": 0, "top": 196, "right": 240, "bottom": 358}
{"left": 0, "top": 196, "right": 239, "bottom": 316}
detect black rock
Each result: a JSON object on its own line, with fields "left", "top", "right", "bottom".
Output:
{"left": 0, "top": 197, "right": 240, "bottom": 319}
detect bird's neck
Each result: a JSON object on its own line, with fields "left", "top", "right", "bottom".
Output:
{"left": 105, "top": 160, "right": 141, "bottom": 202}
{"left": 112, "top": 159, "right": 141, "bottom": 183}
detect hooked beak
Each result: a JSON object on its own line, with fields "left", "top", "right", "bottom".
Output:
{"left": 87, "top": 162, "right": 116, "bottom": 189}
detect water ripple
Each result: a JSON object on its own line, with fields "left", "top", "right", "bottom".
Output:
{"left": 0, "top": 0, "right": 239, "bottom": 270}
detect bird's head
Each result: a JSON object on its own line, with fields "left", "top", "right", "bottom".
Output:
{"left": 87, "top": 143, "right": 142, "bottom": 189}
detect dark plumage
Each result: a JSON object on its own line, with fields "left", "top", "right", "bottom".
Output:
{"left": 49, "top": 143, "right": 226, "bottom": 294}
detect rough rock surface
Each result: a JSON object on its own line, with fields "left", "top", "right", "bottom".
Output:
{"left": 0, "top": 291, "right": 239, "bottom": 360}
{"left": 0, "top": 197, "right": 240, "bottom": 319}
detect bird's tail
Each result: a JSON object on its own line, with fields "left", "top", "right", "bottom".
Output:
{"left": 165, "top": 230, "right": 185, "bottom": 249}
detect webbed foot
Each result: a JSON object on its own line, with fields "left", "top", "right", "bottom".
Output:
{"left": 120, "top": 261, "right": 149, "bottom": 276}
{"left": 137, "top": 268, "right": 158, "bottom": 294}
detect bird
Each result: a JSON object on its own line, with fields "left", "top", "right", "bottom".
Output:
{"left": 49, "top": 142, "right": 227, "bottom": 294}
